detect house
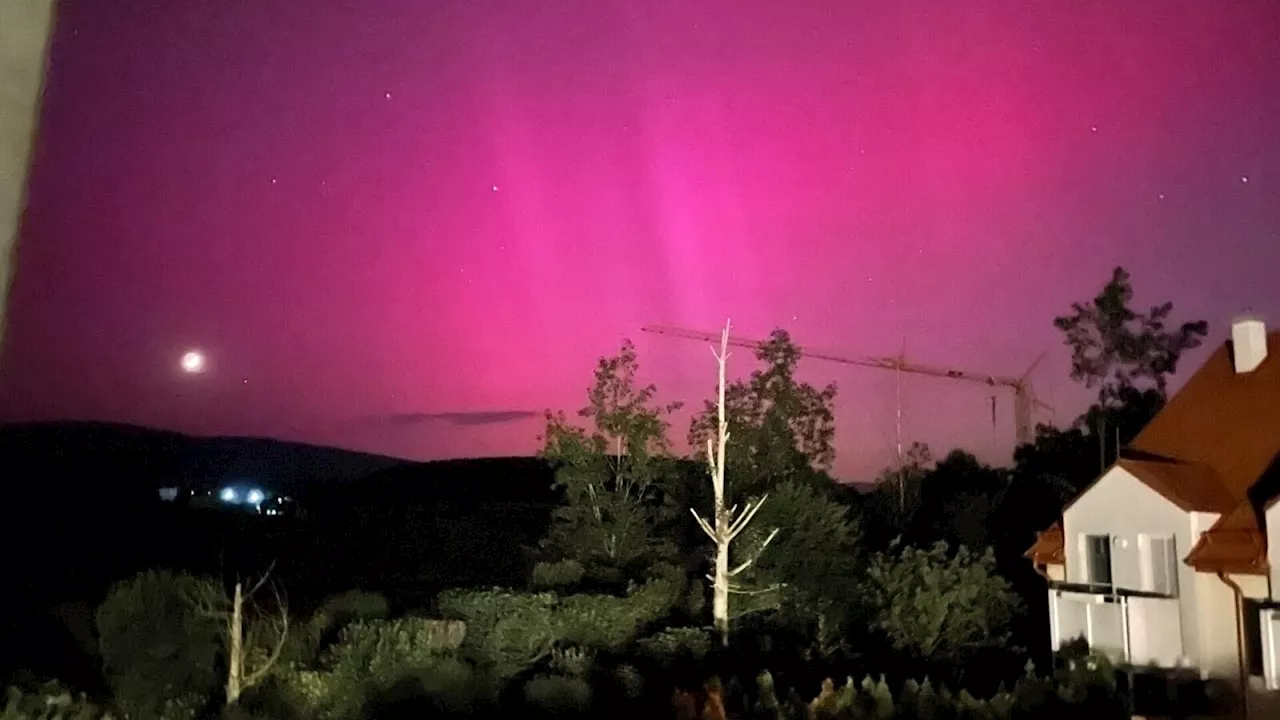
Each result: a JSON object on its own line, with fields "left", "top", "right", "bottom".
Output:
{"left": 1026, "top": 317, "right": 1280, "bottom": 718}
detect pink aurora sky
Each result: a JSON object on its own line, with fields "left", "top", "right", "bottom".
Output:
{"left": 2, "top": 0, "right": 1279, "bottom": 481}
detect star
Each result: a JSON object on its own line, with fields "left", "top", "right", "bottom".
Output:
{"left": 1241, "top": 175, "right": 1250, "bottom": 184}
{"left": 1090, "top": 125, "right": 1098, "bottom": 133}
{"left": 270, "top": 177, "right": 277, "bottom": 185}
{"left": 491, "top": 185, "right": 499, "bottom": 192}
{"left": 384, "top": 91, "right": 392, "bottom": 99}
{"left": 1158, "top": 193, "right": 1165, "bottom": 200}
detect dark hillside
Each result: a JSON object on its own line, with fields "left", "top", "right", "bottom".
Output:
{"left": 0, "top": 423, "right": 562, "bottom": 687}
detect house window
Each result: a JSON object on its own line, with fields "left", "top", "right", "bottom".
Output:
{"left": 1085, "top": 534, "right": 1112, "bottom": 586}
{"left": 1139, "top": 535, "right": 1178, "bottom": 596}
{"left": 1263, "top": 607, "right": 1280, "bottom": 690}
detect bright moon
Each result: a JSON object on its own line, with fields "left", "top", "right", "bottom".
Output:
{"left": 180, "top": 350, "right": 206, "bottom": 374}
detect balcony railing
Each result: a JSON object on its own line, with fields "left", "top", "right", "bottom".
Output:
{"left": 1048, "top": 582, "right": 1185, "bottom": 668}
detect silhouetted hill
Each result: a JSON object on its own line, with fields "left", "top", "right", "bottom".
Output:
{"left": 0, "top": 422, "right": 561, "bottom": 612}
{"left": 319, "top": 455, "right": 559, "bottom": 507}
{"left": 0, "top": 420, "right": 409, "bottom": 496}
{"left": 0, "top": 426, "right": 564, "bottom": 688}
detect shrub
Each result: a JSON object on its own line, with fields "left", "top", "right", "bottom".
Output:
{"left": 864, "top": 541, "right": 1020, "bottom": 669}
{"left": 283, "top": 657, "right": 485, "bottom": 720}
{"left": 438, "top": 580, "right": 679, "bottom": 674}
{"left": 281, "top": 618, "right": 471, "bottom": 719}
{"left": 2, "top": 684, "right": 112, "bottom": 720}
{"left": 437, "top": 589, "right": 559, "bottom": 678}
{"left": 549, "top": 647, "right": 593, "bottom": 677}
{"left": 532, "top": 560, "right": 586, "bottom": 590}
{"left": 225, "top": 677, "right": 315, "bottom": 720}
{"left": 276, "top": 670, "right": 331, "bottom": 718}
{"left": 326, "top": 617, "right": 466, "bottom": 680}
{"left": 95, "top": 571, "right": 221, "bottom": 720}
{"left": 636, "top": 627, "right": 713, "bottom": 665}
{"left": 318, "top": 590, "right": 390, "bottom": 624}
{"left": 557, "top": 576, "right": 679, "bottom": 651}
{"left": 624, "top": 573, "right": 684, "bottom": 620}
{"left": 613, "top": 664, "right": 645, "bottom": 700}
{"left": 284, "top": 591, "right": 394, "bottom": 669}
{"left": 557, "top": 594, "right": 648, "bottom": 651}
{"left": 763, "top": 662, "right": 1130, "bottom": 720}
{"left": 522, "top": 674, "right": 592, "bottom": 716}
{"left": 359, "top": 659, "right": 492, "bottom": 720}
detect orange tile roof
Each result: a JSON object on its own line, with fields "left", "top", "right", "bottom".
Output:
{"left": 1025, "top": 522, "right": 1064, "bottom": 566}
{"left": 1127, "top": 331, "right": 1280, "bottom": 507}
{"left": 1029, "top": 330, "right": 1280, "bottom": 575}
{"left": 1185, "top": 501, "right": 1269, "bottom": 575}
{"left": 1115, "top": 458, "right": 1236, "bottom": 514}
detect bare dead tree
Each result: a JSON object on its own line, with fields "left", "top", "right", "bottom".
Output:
{"left": 691, "top": 319, "right": 779, "bottom": 646}
{"left": 188, "top": 562, "right": 289, "bottom": 706}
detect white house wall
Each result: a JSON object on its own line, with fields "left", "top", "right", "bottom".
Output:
{"left": 1195, "top": 573, "right": 1247, "bottom": 682}
{"left": 1267, "top": 502, "right": 1280, "bottom": 598}
{"left": 1126, "top": 595, "right": 1184, "bottom": 666}
{"left": 1234, "top": 574, "right": 1270, "bottom": 602}
{"left": 1063, "top": 466, "right": 1204, "bottom": 665}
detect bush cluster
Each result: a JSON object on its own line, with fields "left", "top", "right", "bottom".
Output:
{"left": 2, "top": 684, "right": 113, "bottom": 720}
{"left": 733, "top": 658, "right": 1129, "bottom": 720}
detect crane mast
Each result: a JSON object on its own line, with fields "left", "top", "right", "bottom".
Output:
{"left": 639, "top": 324, "right": 1050, "bottom": 447}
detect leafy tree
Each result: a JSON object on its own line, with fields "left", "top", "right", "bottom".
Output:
{"left": 981, "top": 269, "right": 1208, "bottom": 669}
{"left": 732, "top": 480, "right": 862, "bottom": 654}
{"left": 1007, "top": 425, "right": 1100, "bottom": 510}
{"left": 914, "top": 450, "right": 1009, "bottom": 551}
{"left": 864, "top": 541, "right": 1020, "bottom": 667}
{"left": 1053, "top": 266, "right": 1208, "bottom": 407}
{"left": 688, "top": 328, "right": 838, "bottom": 498}
{"left": 994, "top": 268, "right": 1209, "bottom": 581}
{"left": 862, "top": 441, "right": 935, "bottom": 545}
{"left": 885, "top": 441, "right": 934, "bottom": 515}
{"left": 539, "top": 339, "right": 683, "bottom": 583}
{"left": 96, "top": 570, "right": 222, "bottom": 720}
{"left": 864, "top": 449, "right": 1008, "bottom": 553}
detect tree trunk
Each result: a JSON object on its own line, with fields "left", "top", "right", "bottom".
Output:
{"left": 226, "top": 581, "right": 244, "bottom": 705}
{"left": 693, "top": 320, "right": 776, "bottom": 649}
{"left": 713, "top": 529, "right": 729, "bottom": 646}
{"left": 710, "top": 323, "right": 731, "bottom": 647}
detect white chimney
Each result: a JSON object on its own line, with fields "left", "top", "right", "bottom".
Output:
{"left": 1232, "top": 317, "right": 1268, "bottom": 374}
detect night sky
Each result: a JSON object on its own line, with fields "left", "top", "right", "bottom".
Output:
{"left": 2, "top": 0, "right": 1278, "bottom": 482}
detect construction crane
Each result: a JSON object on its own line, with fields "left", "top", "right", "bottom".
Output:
{"left": 640, "top": 324, "right": 1052, "bottom": 449}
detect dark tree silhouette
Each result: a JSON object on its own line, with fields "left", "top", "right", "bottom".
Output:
{"left": 1053, "top": 266, "right": 1209, "bottom": 407}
